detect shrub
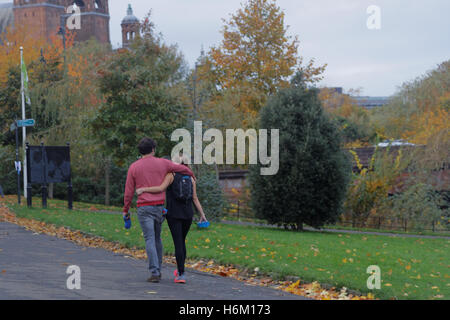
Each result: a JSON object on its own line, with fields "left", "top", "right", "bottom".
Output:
{"left": 249, "top": 85, "right": 351, "bottom": 230}
{"left": 343, "top": 146, "right": 408, "bottom": 227}
{"left": 194, "top": 165, "right": 225, "bottom": 222}
{"left": 0, "top": 145, "right": 18, "bottom": 195}
{"left": 381, "top": 183, "right": 448, "bottom": 232}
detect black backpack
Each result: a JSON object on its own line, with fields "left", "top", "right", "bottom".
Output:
{"left": 172, "top": 173, "right": 193, "bottom": 202}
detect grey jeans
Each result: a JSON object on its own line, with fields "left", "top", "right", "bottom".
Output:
{"left": 137, "top": 205, "right": 165, "bottom": 276}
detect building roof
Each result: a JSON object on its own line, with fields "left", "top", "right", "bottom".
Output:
{"left": 121, "top": 4, "right": 139, "bottom": 24}
{"left": 353, "top": 96, "right": 391, "bottom": 109}
{"left": 0, "top": 2, "right": 14, "bottom": 36}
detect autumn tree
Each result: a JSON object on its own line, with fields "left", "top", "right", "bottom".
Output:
{"left": 0, "top": 25, "right": 76, "bottom": 144}
{"left": 344, "top": 61, "right": 450, "bottom": 230}
{"left": 318, "top": 88, "right": 374, "bottom": 147}
{"left": 0, "top": 67, "right": 20, "bottom": 145}
{"left": 91, "top": 15, "right": 188, "bottom": 166}
{"left": 206, "top": 0, "right": 326, "bottom": 121}
{"left": 371, "top": 60, "right": 449, "bottom": 145}
{"left": 0, "top": 25, "right": 45, "bottom": 84}
{"left": 0, "top": 25, "right": 49, "bottom": 144}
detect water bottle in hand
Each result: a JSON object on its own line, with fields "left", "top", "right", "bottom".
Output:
{"left": 123, "top": 212, "right": 131, "bottom": 229}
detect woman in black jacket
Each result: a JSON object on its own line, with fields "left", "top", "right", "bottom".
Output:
{"left": 136, "top": 155, "right": 207, "bottom": 283}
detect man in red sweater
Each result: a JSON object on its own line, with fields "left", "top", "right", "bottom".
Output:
{"left": 123, "top": 137, "right": 194, "bottom": 283}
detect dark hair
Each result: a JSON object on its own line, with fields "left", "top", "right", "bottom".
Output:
{"left": 138, "top": 137, "right": 157, "bottom": 155}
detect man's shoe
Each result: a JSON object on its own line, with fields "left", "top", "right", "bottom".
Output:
{"left": 147, "top": 275, "right": 160, "bottom": 283}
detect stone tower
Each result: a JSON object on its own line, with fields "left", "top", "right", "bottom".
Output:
{"left": 121, "top": 4, "right": 139, "bottom": 48}
{"left": 12, "top": 0, "right": 110, "bottom": 44}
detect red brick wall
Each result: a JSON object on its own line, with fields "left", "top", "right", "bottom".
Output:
{"left": 13, "top": 0, "right": 110, "bottom": 44}
{"left": 13, "top": 1, "right": 62, "bottom": 41}
{"left": 73, "top": 13, "right": 110, "bottom": 43}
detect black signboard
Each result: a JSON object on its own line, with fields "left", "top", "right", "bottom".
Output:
{"left": 26, "top": 143, "right": 73, "bottom": 209}
{"left": 28, "top": 146, "right": 71, "bottom": 183}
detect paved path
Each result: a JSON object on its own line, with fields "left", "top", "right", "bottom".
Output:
{"left": 0, "top": 222, "right": 305, "bottom": 300}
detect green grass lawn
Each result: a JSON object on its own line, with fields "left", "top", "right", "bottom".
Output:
{"left": 321, "top": 224, "right": 450, "bottom": 237}
{"left": 222, "top": 215, "right": 450, "bottom": 237}
{"left": 6, "top": 200, "right": 449, "bottom": 300}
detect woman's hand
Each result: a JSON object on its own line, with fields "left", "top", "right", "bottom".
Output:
{"left": 199, "top": 213, "right": 208, "bottom": 222}
{"left": 136, "top": 188, "right": 146, "bottom": 196}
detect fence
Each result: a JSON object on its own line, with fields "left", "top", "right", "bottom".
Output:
{"left": 223, "top": 200, "right": 450, "bottom": 233}
{"left": 224, "top": 200, "right": 255, "bottom": 221}
{"left": 338, "top": 216, "right": 449, "bottom": 233}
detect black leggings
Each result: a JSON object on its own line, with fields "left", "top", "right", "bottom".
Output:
{"left": 167, "top": 217, "right": 192, "bottom": 275}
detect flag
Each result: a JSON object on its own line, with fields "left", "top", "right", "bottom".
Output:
{"left": 21, "top": 58, "right": 31, "bottom": 105}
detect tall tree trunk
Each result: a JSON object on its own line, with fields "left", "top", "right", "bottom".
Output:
{"left": 105, "top": 157, "right": 111, "bottom": 206}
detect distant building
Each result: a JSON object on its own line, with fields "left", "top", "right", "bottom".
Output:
{"left": 353, "top": 96, "right": 391, "bottom": 110}
{"left": 121, "top": 4, "right": 139, "bottom": 48}
{"left": 0, "top": 3, "right": 13, "bottom": 37}
{"left": 0, "top": 0, "right": 110, "bottom": 44}
{"left": 320, "top": 87, "right": 391, "bottom": 110}
{"left": 326, "top": 87, "right": 343, "bottom": 94}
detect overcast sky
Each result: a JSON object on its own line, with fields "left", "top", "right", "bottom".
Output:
{"left": 3, "top": 0, "right": 449, "bottom": 96}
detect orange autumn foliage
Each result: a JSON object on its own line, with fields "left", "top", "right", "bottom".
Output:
{"left": 0, "top": 24, "right": 75, "bottom": 84}
{"left": 67, "top": 53, "right": 87, "bottom": 84}
{"left": 318, "top": 87, "right": 364, "bottom": 118}
{"left": 207, "top": 0, "right": 326, "bottom": 118}
{"left": 400, "top": 86, "right": 450, "bottom": 145}
{"left": 0, "top": 25, "right": 45, "bottom": 84}
{"left": 372, "top": 60, "right": 449, "bottom": 144}
{"left": 402, "top": 107, "right": 449, "bottom": 145}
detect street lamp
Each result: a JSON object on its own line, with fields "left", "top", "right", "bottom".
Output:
{"left": 57, "top": 15, "right": 67, "bottom": 64}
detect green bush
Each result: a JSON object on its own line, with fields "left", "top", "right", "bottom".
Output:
{"left": 343, "top": 146, "right": 410, "bottom": 227}
{"left": 0, "top": 145, "right": 18, "bottom": 195}
{"left": 381, "top": 183, "right": 449, "bottom": 231}
{"left": 194, "top": 165, "right": 225, "bottom": 222}
{"left": 249, "top": 84, "right": 351, "bottom": 230}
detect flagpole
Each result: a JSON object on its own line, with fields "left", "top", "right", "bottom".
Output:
{"left": 20, "top": 46, "right": 28, "bottom": 199}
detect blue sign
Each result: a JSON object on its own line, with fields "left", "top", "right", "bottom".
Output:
{"left": 17, "top": 119, "right": 35, "bottom": 127}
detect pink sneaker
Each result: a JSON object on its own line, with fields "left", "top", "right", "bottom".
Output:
{"left": 174, "top": 273, "right": 186, "bottom": 284}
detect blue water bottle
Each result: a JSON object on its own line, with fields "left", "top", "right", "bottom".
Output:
{"left": 123, "top": 212, "right": 132, "bottom": 229}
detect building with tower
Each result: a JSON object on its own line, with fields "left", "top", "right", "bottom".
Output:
{"left": 121, "top": 4, "right": 139, "bottom": 48}
{"left": 0, "top": 0, "right": 110, "bottom": 44}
